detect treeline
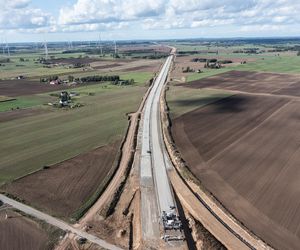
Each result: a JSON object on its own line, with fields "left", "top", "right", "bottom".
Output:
{"left": 192, "top": 58, "right": 233, "bottom": 64}
{"left": 80, "top": 75, "right": 134, "bottom": 85}
{"left": 132, "top": 52, "right": 169, "bottom": 59}
{"left": 178, "top": 51, "right": 218, "bottom": 55}
{"left": 80, "top": 75, "right": 120, "bottom": 82}
{"left": 40, "top": 74, "right": 135, "bottom": 86}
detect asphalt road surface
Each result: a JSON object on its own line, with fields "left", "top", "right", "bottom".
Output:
{"left": 0, "top": 194, "right": 123, "bottom": 250}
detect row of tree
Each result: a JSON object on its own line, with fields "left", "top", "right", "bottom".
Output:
{"left": 80, "top": 75, "right": 120, "bottom": 82}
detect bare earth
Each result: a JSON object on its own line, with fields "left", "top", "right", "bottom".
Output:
{"left": 171, "top": 71, "right": 300, "bottom": 250}
{"left": 3, "top": 141, "right": 120, "bottom": 219}
{"left": 0, "top": 79, "right": 77, "bottom": 97}
{"left": 0, "top": 210, "right": 49, "bottom": 250}
{"left": 185, "top": 70, "right": 300, "bottom": 97}
{"left": 0, "top": 108, "right": 48, "bottom": 122}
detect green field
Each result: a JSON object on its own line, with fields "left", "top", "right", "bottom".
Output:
{"left": 185, "top": 55, "right": 300, "bottom": 82}
{"left": 0, "top": 96, "right": 47, "bottom": 112}
{"left": 167, "top": 85, "right": 232, "bottom": 118}
{"left": 119, "top": 71, "right": 154, "bottom": 85}
{"left": 0, "top": 84, "right": 146, "bottom": 185}
{"left": 233, "top": 55, "right": 300, "bottom": 73}
{"left": 187, "top": 68, "right": 232, "bottom": 82}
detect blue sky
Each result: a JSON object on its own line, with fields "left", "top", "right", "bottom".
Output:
{"left": 0, "top": 0, "right": 299, "bottom": 42}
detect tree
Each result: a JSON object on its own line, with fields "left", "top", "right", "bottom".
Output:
{"left": 68, "top": 75, "right": 74, "bottom": 82}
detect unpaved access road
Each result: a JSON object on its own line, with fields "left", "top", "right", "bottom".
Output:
{"left": 0, "top": 194, "right": 123, "bottom": 250}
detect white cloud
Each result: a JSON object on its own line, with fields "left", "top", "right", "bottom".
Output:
{"left": 1, "top": 0, "right": 300, "bottom": 37}
{"left": 0, "top": 0, "right": 53, "bottom": 30}
{"left": 57, "top": 0, "right": 300, "bottom": 32}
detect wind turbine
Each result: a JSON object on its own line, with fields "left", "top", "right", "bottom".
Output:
{"left": 98, "top": 33, "right": 103, "bottom": 56}
{"left": 114, "top": 40, "right": 117, "bottom": 56}
{"left": 1, "top": 39, "right": 5, "bottom": 57}
{"left": 43, "top": 40, "right": 48, "bottom": 60}
{"left": 5, "top": 40, "right": 10, "bottom": 57}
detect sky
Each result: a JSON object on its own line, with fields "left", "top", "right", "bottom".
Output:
{"left": 0, "top": 0, "right": 299, "bottom": 42}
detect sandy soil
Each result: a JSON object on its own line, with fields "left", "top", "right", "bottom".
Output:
{"left": 3, "top": 141, "right": 120, "bottom": 219}
{"left": 185, "top": 70, "right": 300, "bottom": 97}
{"left": 171, "top": 92, "right": 300, "bottom": 249}
{"left": 0, "top": 210, "right": 49, "bottom": 250}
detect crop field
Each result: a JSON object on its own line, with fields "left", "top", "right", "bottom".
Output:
{"left": 184, "top": 70, "right": 300, "bottom": 97}
{"left": 0, "top": 43, "right": 160, "bottom": 223}
{"left": 0, "top": 79, "right": 74, "bottom": 97}
{"left": 0, "top": 210, "right": 53, "bottom": 250}
{"left": 168, "top": 60, "right": 300, "bottom": 249}
{"left": 3, "top": 141, "right": 120, "bottom": 219}
{"left": 0, "top": 42, "right": 159, "bottom": 187}
{"left": 0, "top": 109, "right": 47, "bottom": 122}
{"left": 0, "top": 85, "right": 146, "bottom": 186}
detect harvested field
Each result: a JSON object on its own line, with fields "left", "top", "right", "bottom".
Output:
{"left": 46, "top": 57, "right": 104, "bottom": 65}
{"left": 0, "top": 108, "right": 48, "bottom": 123}
{"left": 0, "top": 79, "right": 74, "bottom": 97}
{"left": 3, "top": 141, "right": 120, "bottom": 219}
{"left": 122, "top": 65, "right": 160, "bottom": 72}
{"left": 173, "top": 94, "right": 289, "bottom": 162}
{"left": 91, "top": 59, "right": 161, "bottom": 73}
{"left": 171, "top": 56, "right": 250, "bottom": 82}
{"left": 118, "top": 45, "right": 171, "bottom": 54}
{"left": 171, "top": 94, "right": 300, "bottom": 250}
{"left": 185, "top": 70, "right": 300, "bottom": 97}
{"left": 0, "top": 210, "right": 49, "bottom": 250}
{"left": 92, "top": 63, "right": 122, "bottom": 70}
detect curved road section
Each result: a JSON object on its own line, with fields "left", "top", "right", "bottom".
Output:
{"left": 140, "top": 54, "right": 183, "bottom": 246}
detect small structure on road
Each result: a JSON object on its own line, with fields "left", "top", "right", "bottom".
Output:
{"left": 162, "top": 209, "right": 182, "bottom": 232}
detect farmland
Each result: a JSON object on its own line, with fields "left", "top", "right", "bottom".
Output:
{"left": 0, "top": 209, "right": 62, "bottom": 250}
{"left": 184, "top": 70, "right": 300, "bottom": 97}
{"left": 0, "top": 85, "right": 146, "bottom": 185}
{"left": 3, "top": 141, "right": 120, "bottom": 220}
{"left": 0, "top": 43, "right": 164, "bottom": 223}
{"left": 170, "top": 39, "right": 300, "bottom": 84}
{"left": 168, "top": 40, "right": 300, "bottom": 250}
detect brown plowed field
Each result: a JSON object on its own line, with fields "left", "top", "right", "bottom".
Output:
{"left": 0, "top": 79, "right": 74, "bottom": 97}
{"left": 47, "top": 57, "right": 105, "bottom": 64}
{"left": 0, "top": 108, "right": 48, "bottom": 122}
{"left": 185, "top": 70, "right": 300, "bottom": 97}
{"left": 172, "top": 94, "right": 300, "bottom": 250}
{"left": 3, "top": 141, "right": 120, "bottom": 218}
{"left": 93, "top": 63, "right": 122, "bottom": 69}
{"left": 0, "top": 210, "right": 49, "bottom": 250}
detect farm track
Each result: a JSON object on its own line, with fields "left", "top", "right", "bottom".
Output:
{"left": 0, "top": 194, "right": 123, "bottom": 250}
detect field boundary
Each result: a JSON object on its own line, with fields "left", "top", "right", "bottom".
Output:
{"left": 159, "top": 73, "right": 273, "bottom": 249}
{"left": 0, "top": 98, "right": 16, "bottom": 103}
